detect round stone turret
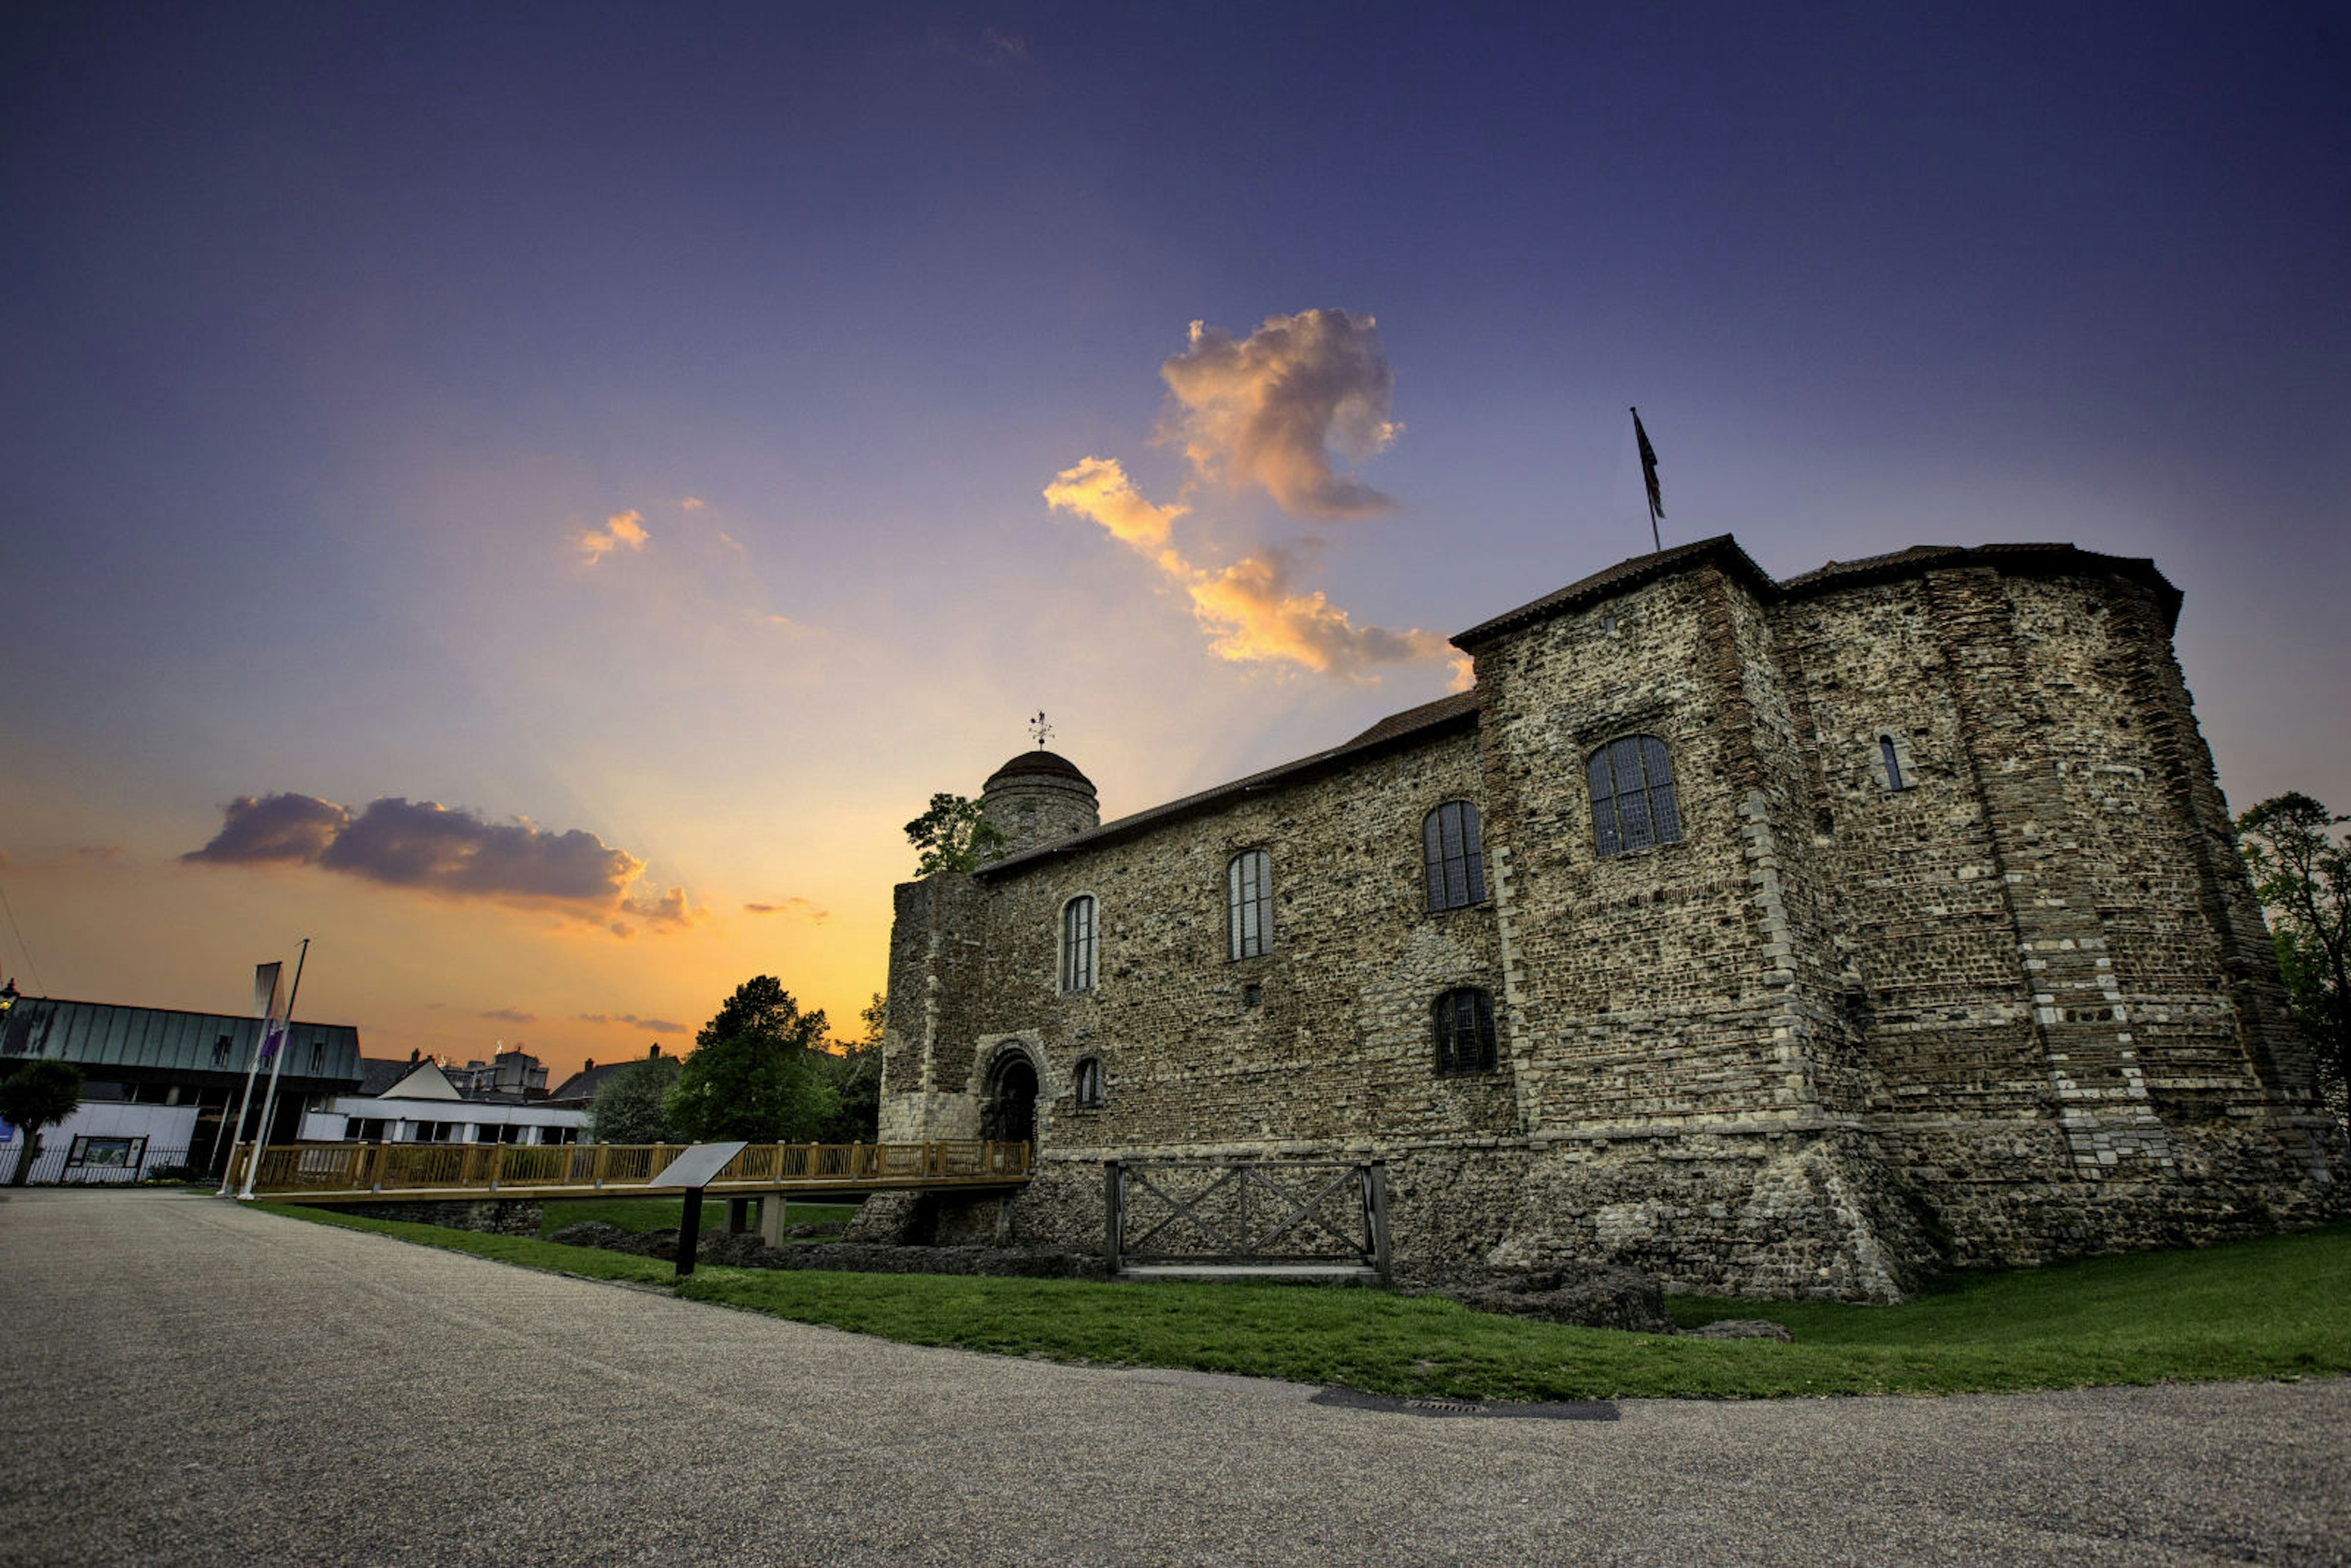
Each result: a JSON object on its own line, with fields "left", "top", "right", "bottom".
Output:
{"left": 981, "top": 751, "right": 1100, "bottom": 856}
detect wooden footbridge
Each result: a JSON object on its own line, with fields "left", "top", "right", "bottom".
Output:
{"left": 228, "top": 1139, "right": 1031, "bottom": 1204}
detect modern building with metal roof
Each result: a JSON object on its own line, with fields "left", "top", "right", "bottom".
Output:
{"left": 0, "top": 996, "right": 362, "bottom": 1179}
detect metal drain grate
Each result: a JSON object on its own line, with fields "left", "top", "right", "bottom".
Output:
{"left": 1403, "top": 1398, "right": 1487, "bottom": 1414}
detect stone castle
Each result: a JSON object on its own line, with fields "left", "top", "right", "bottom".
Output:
{"left": 876, "top": 536, "right": 2345, "bottom": 1299}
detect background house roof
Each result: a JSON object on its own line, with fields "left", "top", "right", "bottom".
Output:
{"left": 357, "top": 1057, "right": 416, "bottom": 1096}
{"left": 544, "top": 1057, "right": 643, "bottom": 1107}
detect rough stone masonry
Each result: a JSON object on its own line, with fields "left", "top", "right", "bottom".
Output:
{"left": 874, "top": 536, "right": 2347, "bottom": 1299}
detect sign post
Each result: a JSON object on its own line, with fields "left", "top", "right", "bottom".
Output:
{"left": 647, "top": 1141, "right": 749, "bottom": 1278}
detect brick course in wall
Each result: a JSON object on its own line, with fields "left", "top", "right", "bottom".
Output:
{"left": 880, "top": 536, "right": 2346, "bottom": 1299}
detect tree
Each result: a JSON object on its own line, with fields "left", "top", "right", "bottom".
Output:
{"left": 811, "top": 991, "right": 885, "bottom": 1144}
{"left": 904, "top": 793, "right": 1007, "bottom": 876}
{"left": 1, "top": 1059, "right": 83, "bottom": 1186}
{"left": 2238, "top": 791, "right": 2350, "bottom": 1127}
{"left": 590, "top": 1049, "right": 681, "bottom": 1145}
{"left": 664, "top": 977, "right": 835, "bottom": 1143}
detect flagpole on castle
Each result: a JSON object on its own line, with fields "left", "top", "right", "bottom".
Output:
{"left": 1632, "top": 406, "right": 1665, "bottom": 554}
{"left": 238, "top": 937, "right": 310, "bottom": 1200}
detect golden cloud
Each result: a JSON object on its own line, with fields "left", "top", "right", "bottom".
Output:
{"left": 1047, "top": 463, "right": 1453, "bottom": 683}
{"left": 1185, "top": 550, "right": 1455, "bottom": 677}
{"left": 1042, "top": 457, "right": 1190, "bottom": 550}
{"left": 1159, "top": 309, "right": 1399, "bottom": 518}
{"left": 1047, "top": 309, "right": 1459, "bottom": 682}
{"left": 579, "top": 509, "right": 651, "bottom": 563}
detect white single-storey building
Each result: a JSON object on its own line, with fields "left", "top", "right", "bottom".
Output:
{"left": 298, "top": 1057, "right": 590, "bottom": 1146}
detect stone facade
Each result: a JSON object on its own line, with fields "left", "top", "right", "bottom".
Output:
{"left": 879, "top": 538, "right": 2345, "bottom": 1299}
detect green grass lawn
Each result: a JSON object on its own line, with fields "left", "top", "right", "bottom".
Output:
{"left": 256, "top": 1202, "right": 2351, "bottom": 1402}
{"left": 534, "top": 1196, "right": 860, "bottom": 1238}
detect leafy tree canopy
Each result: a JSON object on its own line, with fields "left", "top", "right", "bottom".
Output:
{"left": 665, "top": 977, "right": 835, "bottom": 1143}
{"left": 589, "top": 1050, "right": 681, "bottom": 1145}
{"left": 2, "top": 1059, "right": 83, "bottom": 1187}
{"left": 2239, "top": 791, "right": 2350, "bottom": 1127}
{"left": 904, "top": 793, "right": 1008, "bottom": 877}
{"left": 809, "top": 991, "right": 885, "bottom": 1145}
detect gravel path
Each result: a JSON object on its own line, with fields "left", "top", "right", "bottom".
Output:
{"left": 2, "top": 1188, "right": 2344, "bottom": 1566}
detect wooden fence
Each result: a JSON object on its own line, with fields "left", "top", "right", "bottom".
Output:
{"left": 229, "top": 1139, "right": 1030, "bottom": 1200}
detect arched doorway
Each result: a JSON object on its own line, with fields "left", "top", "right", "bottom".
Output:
{"left": 982, "top": 1051, "right": 1039, "bottom": 1147}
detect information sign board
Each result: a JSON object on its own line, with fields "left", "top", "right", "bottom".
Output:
{"left": 648, "top": 1141, "right": 750, "bottom": 1190}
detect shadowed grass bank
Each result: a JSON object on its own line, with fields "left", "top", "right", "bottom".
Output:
{"left": 253, "top": 1202, "right": 2351, "bottom": 1401}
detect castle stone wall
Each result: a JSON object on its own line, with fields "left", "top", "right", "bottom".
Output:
{"left": 879, "top": 541, "right": 2344, "bottom": 1298}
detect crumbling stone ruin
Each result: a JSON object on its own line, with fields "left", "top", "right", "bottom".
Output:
{"left": 878, "top": 537, "right": 2346, "bottom": 1300}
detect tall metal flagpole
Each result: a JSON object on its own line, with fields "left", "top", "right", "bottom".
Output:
{"left": 217, "top": 961, "right": 283, "bottom": 1197}
{"left": 239, "top": 937, "right": 309, "bottom": 1199}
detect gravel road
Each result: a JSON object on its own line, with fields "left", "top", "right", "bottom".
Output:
{"left": 2, "top": 1188, "right": 2344, "bottom": 1566}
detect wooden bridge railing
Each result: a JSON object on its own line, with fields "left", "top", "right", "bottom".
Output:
{"left": 230, "top": 1139, "right": 1032, "bottom": 1198}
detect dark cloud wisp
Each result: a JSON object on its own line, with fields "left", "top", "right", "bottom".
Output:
{"left": 744, "top": 896, "right": 830, "bottom": 922}
{"left": 574, "top": 1011, "right": 688, "bottom": 1034}
{"left": 183, "top": 793, "right": 349, "bottom": 866}
{"left": 184, "top": 792, "right": 691, "bottom": 932}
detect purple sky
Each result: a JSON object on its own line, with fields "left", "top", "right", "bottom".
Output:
{"left": 4, "top": 3, "right": 2344, "bottom": 1073}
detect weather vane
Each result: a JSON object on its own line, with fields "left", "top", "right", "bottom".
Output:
{"left": 1029, "top": 710, "right": 1052, "bottom": 750}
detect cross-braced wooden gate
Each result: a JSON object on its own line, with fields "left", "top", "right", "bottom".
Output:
{"left": 1103, "top": 1158, "right": 1390, "bottom": 1281}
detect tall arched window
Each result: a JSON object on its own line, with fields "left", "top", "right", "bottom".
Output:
{"left": 1227, "top": 849, "right": 1272, "bottom": 960}
{"left": 1073, "top": 1055, "right": 1105, "bottom": 1108}
{"left": 1423, "top": 801, "right": 1487, "bottom": 911}
{"left": 1060, "top": 895, "right": 1097, "bottom": 992}
{"left": 1878, "top": 733, "right": 1911, "bottom": 792}
{"left": 1586, "top": 735, "right": 1682, "bottom": 857}
{"left": 1433, "top": 988, "right": 1498, "bottom": 1075}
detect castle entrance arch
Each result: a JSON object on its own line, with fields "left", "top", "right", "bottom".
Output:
{"left": 981, "top": 1051, "right": 1038, "bottom": 1147}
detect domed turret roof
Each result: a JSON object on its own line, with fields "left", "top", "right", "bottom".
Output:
{"left": 984, "top": 749, "right": 1093, "bottom": 789}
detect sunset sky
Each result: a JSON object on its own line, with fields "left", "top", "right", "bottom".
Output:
{"left": 4, "top": 4, "right": 2345, "bottom": 1078}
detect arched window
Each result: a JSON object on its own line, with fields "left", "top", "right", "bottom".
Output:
{"left": 1073, "top": 1056, "right": 1105, "bottom": 1108}
{"left": 1060, "top": 895, "right": 1097, "bottom": 992}
{"left": 1433, "top": 988, "right": 1498, "bottom": 1076}
{"left": 1878, "top": 733, "right": 1911, "bottom": 792}
{"left": 1586, "top": 735, "right": 1682, "bottom": 857}
{"left": 1423, "top": 801, "right": 1487, "bottom": 911}
{"left": 1228, "top": 849, "right": 1272, "bottom": 959}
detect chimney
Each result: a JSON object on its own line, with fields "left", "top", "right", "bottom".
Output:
{"left": 648, "top": 1043, "right": 661, "bottom": 1059}
{"left": 583, "top": 1058, "right": 594, "bottom": 1073}
{"left": 408, "top": 1048, "right": 421, "bottom": 1063}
